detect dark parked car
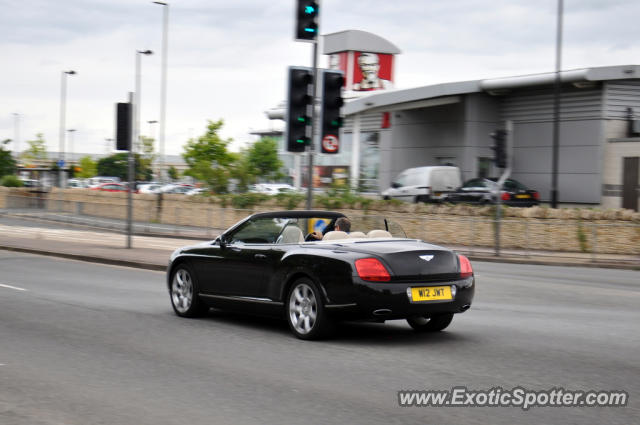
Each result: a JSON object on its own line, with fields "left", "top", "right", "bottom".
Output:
{"left": 446, "top": 178, "right": 539, "bottom": 207}
{"left": 167, "top": 211, "right": 475, "bottom": 340}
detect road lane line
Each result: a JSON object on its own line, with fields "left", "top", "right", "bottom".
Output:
{"left": 0, "top": 283, "right": 27, "bottom": 291}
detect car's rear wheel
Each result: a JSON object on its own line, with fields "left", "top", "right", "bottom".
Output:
{"left": 406, "top": 313, "right": 454, "bottom": 332}
{"left": 170, "top": 264, "right": 207, "bottom": 317}
{"left": 286, "top": 279, "right": 333, "bottom": 340}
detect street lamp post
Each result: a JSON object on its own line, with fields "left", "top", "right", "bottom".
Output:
{"left": 58, "top": 70, "right": 76, "bottom": 187}
{"left": 105, "top": 138, "right": 113, "bottom": 155}
{"left": 67, "top": 129, "right": 76, "bottom": 167}
{"left": 153, "top": 1, "right": 169, "bottom": 182}
{"left": 134, "top": 50, "right": 153, "bottom": 154}
{"left": 12, "top": 113, "right": 20, "bottom": 161}
{"left": 128, "top": 50, "right": 152, "bottom": 249}
{"left": 147, "top": 120, "right": 158, "bottom": 139}
{"left": 551, "top": 0, "right": 563, "bottom": 208}
{"left": 146, "top": 120, "right": 158, "bottom": 179}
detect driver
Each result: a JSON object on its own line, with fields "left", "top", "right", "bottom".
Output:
{"left": 310, "top": 217, "right": 351, "bottom": 240}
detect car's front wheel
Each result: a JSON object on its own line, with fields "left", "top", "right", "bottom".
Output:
{"left": 406, "top": 313, "right": 454, "bottom": 332}
{"left": 170, "top": 264, "right": 207, "bottom": 317}
{"left": 286, "top": 279, "right": 333, "bottom": 340}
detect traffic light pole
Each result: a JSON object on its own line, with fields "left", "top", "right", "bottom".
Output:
{"left": 494, "top": 120, "right": 513, "bottom": 257}
{"left": 305, "top": 40, "right": 319, "bottom": 210}
{"left": 127, "top": 91, "right": 134, "bottom": 249}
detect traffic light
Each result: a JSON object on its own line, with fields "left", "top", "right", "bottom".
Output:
{"left": 490, "top": 129, "right": 507, "bottom": 168}
{"left": 285, "top": 66, "right": 313, "bottom": 152}
{"left": 116, "top": 102, "right": 132, "bottom": 151}
{"left": 295, "top": 0, "right": 318, "bottom": 41}
{"left": 320, "top": 69, "right": 344, "bottom": 154}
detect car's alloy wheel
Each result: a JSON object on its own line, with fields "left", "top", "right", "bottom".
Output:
{"left": 287, "top": 279, "right": 333, "bottom": 340}
{"left": 406, "top": 313, "right": 454, "bottom": 332}
{"left": 170, "top": 264, "right": 206, "bottom": 317}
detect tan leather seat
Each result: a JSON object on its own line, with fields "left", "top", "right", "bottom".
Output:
{"left": 322, "top": 230, "right": 349, "bottom": 241}
{"left": 348, "top": 231, "right": 366, "bottom": 238}
{"left": 278, "top": 226, "right": 304, "bottom": 243}
{"left": 367, "top": 229, "right": 392, "bottom": 238}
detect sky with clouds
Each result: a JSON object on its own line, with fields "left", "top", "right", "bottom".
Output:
{"left": 1, "top": 0, "right": 639, "bottom": 157}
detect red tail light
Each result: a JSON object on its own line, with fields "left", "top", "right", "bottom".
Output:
{"left": 458, "top": 255, "right": 473, "bottom": 278}
{"left": 355, "top": 258, "right": 391, "bottom": 282}
{"left": 501, "top": 192, "right": 510, "bottom": 201}
{"left": 533, "top": 191, "right": 539, "bottom": 200}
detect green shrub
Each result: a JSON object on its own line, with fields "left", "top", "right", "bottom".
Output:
{"left": 229, "top": 192, "right": 269, "bottom": 209}
{"left": 576, "top": 220, "right": 589, "bottom": 253}
{"left": 275, "top": 192, "right": 306, "bottom": 210}
{"left": 0, "top": 175, "right": 23, "bottom": 187}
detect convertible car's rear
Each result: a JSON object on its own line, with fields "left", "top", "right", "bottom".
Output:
{"left": 314, "top": 239, "right": 474, "bottom": 321}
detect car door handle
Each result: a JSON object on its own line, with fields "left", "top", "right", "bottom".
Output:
{"left": 254, "top": 254, "right": 267, "bottom": 259}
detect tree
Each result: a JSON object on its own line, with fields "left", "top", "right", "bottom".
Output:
{"left": 167, "top": 165, "right": 179, "bottom": 181}
{"left": 21, "top": 133, "right": 48, "bottom": 165}
{"left": 0, "top": 139, "right": 17, "bottom": 177}
{"left": 139, "top": 136, "right": 156, "bottom": 179}
{"left": 246, "top": 137, "right": 283, "bottom": 181}
{"left": 231, "top": 137, "right": 284, "bottom": 192}
{"left": 77, "top": 156, "right": 98, "bottom": 178}
{"left": 97, "top": 153, "right": 152, "bottom": 181}
{"left": 182, "top": 120, "right": 234, "bottom": 193}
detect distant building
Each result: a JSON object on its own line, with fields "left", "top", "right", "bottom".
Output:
{"left": 259, "top": 29, "right": 640, "bottom": 210}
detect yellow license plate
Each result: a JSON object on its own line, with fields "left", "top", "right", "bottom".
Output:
{"left": 515, "top": 194, "right": 530, "bottom": 199}
{"left": 411, "top": 286, "right": 452, "bottom": 302}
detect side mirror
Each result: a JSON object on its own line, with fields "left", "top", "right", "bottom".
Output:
{"left": 215, "top": 235, "right": 227, "bottom": 249}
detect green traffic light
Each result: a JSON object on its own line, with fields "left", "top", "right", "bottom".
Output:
{"left": 304, "top": 5, "right": 315, "bottom": 14}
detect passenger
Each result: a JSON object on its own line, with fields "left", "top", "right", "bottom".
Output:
{"left": 310, "top": 217, "right": 351, "bottom": 240}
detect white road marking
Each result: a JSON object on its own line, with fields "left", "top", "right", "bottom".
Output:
{"left": 0, "top": 283, "right": 27, "bottom": 291}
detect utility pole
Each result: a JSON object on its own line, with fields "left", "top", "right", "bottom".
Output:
{"left": 551, "top": 0, "right": 563, "bottom": 208}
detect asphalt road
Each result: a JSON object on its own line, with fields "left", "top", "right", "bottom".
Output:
{"left": 1, "top": 251, "right": 638, "bottom": 425}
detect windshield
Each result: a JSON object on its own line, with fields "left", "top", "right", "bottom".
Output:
{"left": 223, "top": 213, "right": 407, "bottom": 245}
{"left": 348, "top": 215, "right": 407, "bottom": 238}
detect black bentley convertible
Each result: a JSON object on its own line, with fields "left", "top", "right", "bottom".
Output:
{"left": 167, "top": 211, "right": 475, "bottom": 339}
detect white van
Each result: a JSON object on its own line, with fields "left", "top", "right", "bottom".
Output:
{"left": 381, "top": 166, "right": 462, "bottom": 203}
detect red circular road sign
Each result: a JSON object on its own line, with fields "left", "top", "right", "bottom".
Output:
{"left": 322, "top": 135, "right": 339, "bottom": 153}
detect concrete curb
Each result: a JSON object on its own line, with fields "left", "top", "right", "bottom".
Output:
{"left": 0, "top": 245, "right": 166, "bottom": 271}
{"left": 1, "top": 244, "right": 638, "bottom": 272}
{"left": 464, "top": 254, "right": 640, "bottom": 271}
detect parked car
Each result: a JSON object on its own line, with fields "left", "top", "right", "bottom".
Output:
{"left": 67, "top": 179, "right": 88, "bottom": 189}
{"left": 250, "top": 183, "right": 299, "bottom": 195}
{"left": 90, "top": 182, "right": 128, "bottom": 192}
{"left": 167, "top": 210, "right": 475, "bottom": 340}
{"left": 137, "top": 183, "right": 163, "bottom": 194}
{"left": 185, "top": 187, "right": 207, "bottom": 196}
{"left": 19, "top": 178, "right": 40, "bottom": 188}
{"left": 446, "top": 177, "right": 539, "bottom": 207}
{"left": 159, "top": 184, "right": 195, "bottom": 194}
{"left": 381, "top": 166, "right": 462, "bottom": 203}
{"left": 87, "top": 176, "right": 121, "bottom": 188}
